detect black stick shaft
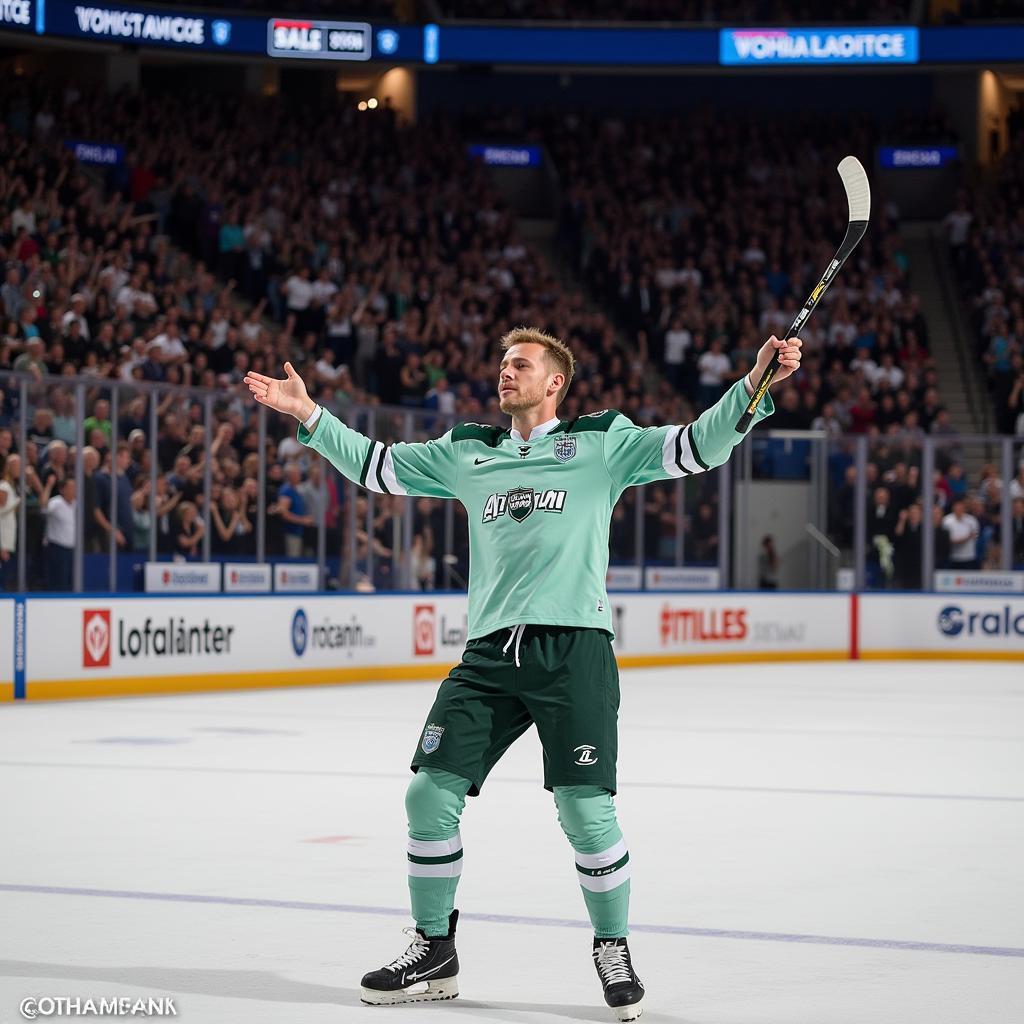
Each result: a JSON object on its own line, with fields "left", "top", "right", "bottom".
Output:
{"left": 734, "top": 218, "right": 868, "bottom": 433}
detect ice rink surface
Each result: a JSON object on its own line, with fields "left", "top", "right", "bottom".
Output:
{"left": 2, "top": 660, "right": 1023, "bottom": 1024}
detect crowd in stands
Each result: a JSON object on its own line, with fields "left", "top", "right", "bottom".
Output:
{"left": 535, "top": 106, "right": 1024, "bottom": 580}
{"left": 827, "top": 442, "right": 1024, "bottom": 587}
{"left": 541, "top": 110, "right": 946, "bottom": 436}
{"left": 0, "top": 75, "right": 1019, "bottom": 593}
{"left": 0, "top": 78, "right": 671, "bottom": 590}
{"left": 947, "top": 99, "right": 1024, "bottom": 437}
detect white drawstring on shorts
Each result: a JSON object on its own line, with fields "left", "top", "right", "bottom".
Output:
{"left": 502, "top": 624, "right": 526, "bottom": 668}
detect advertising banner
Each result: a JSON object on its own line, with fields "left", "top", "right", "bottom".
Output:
{"left": 878, "top": 146, "right": 958, "bottom": 169}
{"left": 144, "top": 562, "right": 221, "bottom": 593}
{"left": 274, "top": 563, "right": 319, "bottom": 592}
{"left": 62, "top": 139, "right": 126, "bottom": 166}
{"left": 859, "top": 595, "right": 1024, "bottom": 658}
{"left": 932, "top": 570, "right": 1024, "bottom": 593}
{"left": 410, "top": 598, "right": 469, "bottom": 660}
{"left": 466, "top": 144, "right": 543, "bottom": 167}
{"left": 0, "top": 0, "right": 36, "bottom": 33}
{"left": 644, "top": 567, "right": 720, "bottom": 591}
{"left": 21, "top": 594, "right": 467, "bottom": 698}
{"left": 265, "top": 18, "right": 370, "bottom": 61}
{"left": 15, "top": 591, "right": 1024, "bottom": 701}
{"left": 720, "top": 27, "right": 918, "bottom": 66}
{"left": 610, "top": 593, "right": 849, "bottom": 662}
{"left": 7, "top": 8, "right": 1024, "bottom": 68}
{"left": 54, "top": 2, "right": 227, "bottom": 49}
{"left": 37, "top": 0, "right": 422, "bottom": 60}
{"left": 606, "top": 566, "right": 642, "bottom": 591}
{"left": 223, "top": 563, "right": 271, "bottom": 593}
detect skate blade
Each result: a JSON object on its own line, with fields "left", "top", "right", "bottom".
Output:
{"left": 360, "top": 977, "right": 459, "bottom": 1006}
{"left": 613, "top": 997, "right": 643, "bottom": 1022}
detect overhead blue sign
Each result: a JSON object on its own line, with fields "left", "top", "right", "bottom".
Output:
{"left": 40, "top": 0, "right": 421, "bottom": 59}
{"left": 466, "top": 144, "right": 542, "bottom": 167}
{"left": 15, "top": 8, "right": 1024, "bottom": 69}
{"left": 435, "top": 25, "right": 716, "bottom": 66}
{"left": 266, "top": 18, "right": 371, "bottom": 61}
{"left": 47, "top": 0, "right": 233, "bottom": 48}
{"left": 0, "top": 0, "right": 34, "bottom": 32}
{"left": 878, "top": 146, "right": 958, "bottom": 169}
{"left": 63, "top": 138, "right": 126, "bottom": 165}
{"left": 720, "top": 27, "right": 919, "bottom": 65}
{"left": 920, "top": 25, "right": 1024, "bottom": 64}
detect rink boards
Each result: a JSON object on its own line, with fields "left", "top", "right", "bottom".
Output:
{"left": 2, "top": 592, "right": 1022, "bottom": 701}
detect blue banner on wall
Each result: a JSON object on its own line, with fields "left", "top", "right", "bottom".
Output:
{"left": 47, "top": 0, "right": 245, "bottom": 49}
{"left": 0, "top": 0, "right": 35, "bottom": 33}
{"left": 63, "top": 138, "right": 126, "bottom": 165}
{"left": 466, "top": 143, "right": 542, "bottom": 167}
{"left": 14, "top": 7, "right": 1024, "bottom": 69}
{"left": 39, "top": 0, "right": 421, "bottom": 59}
{"left": 720, "top": 27, "right": 919, "bottom": 66}
{"left": 878, "top": 146, "right": 958, "bottom": 169}
{"left": 433, "top": 25, "right": 717, "bottom": 66}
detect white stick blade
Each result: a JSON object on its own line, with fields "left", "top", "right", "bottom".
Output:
{"left": 838, "top": 155, "right": 871, "bottom": 223}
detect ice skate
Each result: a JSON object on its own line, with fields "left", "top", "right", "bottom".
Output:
{"left": 360, "top": 910, "right": 459, "bottom": 1005}
{"left": 593, "top": 936, "right": 644, "bottom": 1022}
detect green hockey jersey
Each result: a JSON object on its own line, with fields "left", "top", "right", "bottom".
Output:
{"left": 299, "top": 377, "right": 773, "bottom": 639}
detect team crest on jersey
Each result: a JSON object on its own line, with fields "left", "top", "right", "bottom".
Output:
{"left": 482, "top": 488, "right": 567, "bottom": 523}
{"left": 554, "top": 436, "right": 576, "bottom": 463}
{"left": 421, "top": 723, "right": 445, "bottom": 754}
{"left": 507, "top": 486, "right": 535, "bottom": 522}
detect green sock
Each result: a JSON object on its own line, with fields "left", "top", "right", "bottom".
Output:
{"left": 406, "top": 768, "right": 471, "bottom": 937}
{"left": 407, "top": 836, "right": 463, "bottom": 937}
{"left": 554, "top": 785, "right": 631, "bottom": 938}
{"left": 573, "top": 825, "right": 631, "bottom": 938}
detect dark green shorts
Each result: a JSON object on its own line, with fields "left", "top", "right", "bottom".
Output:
{"left": 410, "top": 624, "right": 619, "bottom": 796}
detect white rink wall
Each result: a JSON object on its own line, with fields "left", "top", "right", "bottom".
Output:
{"left": 3, "top": 592, "right": 1023, "bottom": 701}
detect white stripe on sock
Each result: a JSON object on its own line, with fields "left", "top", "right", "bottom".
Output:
{"left": 574, "top": 838, "right": 628, "bottom": 870}
{"left": 408, "top": 835, "right": 463, "bottom": 858}
{"left": 408, "top": 859, "right": 464, "bottom": 879}
{"left": 577, "top": 861, "right": 631, "bottom": 892}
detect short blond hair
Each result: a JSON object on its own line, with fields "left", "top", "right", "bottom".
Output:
{"left": 500, "top": 326, "right": 576, "bottom": 406}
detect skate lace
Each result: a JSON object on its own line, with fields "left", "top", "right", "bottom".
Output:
{"left": 384, "top": 929, "right": 431, "bottom": 973}
{"left": 594, "top": 942, "right": 632, "bottom": 986}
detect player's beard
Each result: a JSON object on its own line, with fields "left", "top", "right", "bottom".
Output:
{"left": 499, "top": 379, "right": 547, "bottom": 415}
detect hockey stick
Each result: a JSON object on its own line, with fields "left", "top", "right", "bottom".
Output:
{"left": 734, "top": 155, "right": 871, "bottom": 433}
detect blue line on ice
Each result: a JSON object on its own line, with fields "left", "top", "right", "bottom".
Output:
{"left": 2, "top": 884, "right": 1021, "bottom": 959}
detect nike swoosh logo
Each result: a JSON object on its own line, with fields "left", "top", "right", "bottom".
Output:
{"left": 405, "top": 955, "right": 456, "bottom": 983}
{"left": 474, "top": 457, "right": 496, "bottom": 465}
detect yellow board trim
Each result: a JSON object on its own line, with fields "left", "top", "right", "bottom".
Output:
{"left": 25, "top": 663, "right": 458, "bottom": 701}
{"left": 616, "top": 650, "right": 848, "bottom": 667}
{"left": 12, "top": 648, "right": 1022, "bottom": 702}
{"left": 22, "top": 651, "right": 849, "bottom": 701}
{"left": 860, "top": 649, "right": 1024, "bottom": 661}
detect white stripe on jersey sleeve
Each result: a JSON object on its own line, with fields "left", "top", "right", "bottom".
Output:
{"left": 660, "top": 424, "right": 705, "bottom": 477}
{"left": 363, "top": 441, "right": 388, "bottom": 494}
{"left": 381, "top": 447, "right": 407, "bottom": 495}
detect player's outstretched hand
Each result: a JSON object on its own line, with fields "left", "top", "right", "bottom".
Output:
{"left": 753, "top": 335, "right": 802, "bottom": 385}
{"left": 243, "top": 362, "right": 315, "bottom": 421}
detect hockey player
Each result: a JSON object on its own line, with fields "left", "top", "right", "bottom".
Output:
{"left": 244, "top": 327, "right": 801, "bottom": 1020}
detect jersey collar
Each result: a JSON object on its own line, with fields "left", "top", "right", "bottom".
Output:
{"left": 509, "top": 416, "right": 561, "bottom": 443}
